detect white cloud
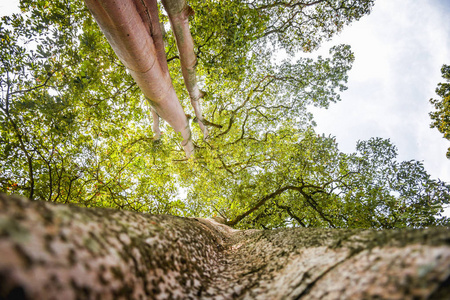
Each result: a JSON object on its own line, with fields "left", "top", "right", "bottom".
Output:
{"left": 0, "top": 0, "right": 20, "bottom": 17}
{"left": 311, "top": 0, "right": 450, "bottom": 184}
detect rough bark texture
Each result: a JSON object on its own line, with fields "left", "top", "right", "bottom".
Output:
{"left": 1, "top": 193, "right": 449, "bottom": 300}
{"left": 84, "top": 0, "right": 194, "bottom": 156}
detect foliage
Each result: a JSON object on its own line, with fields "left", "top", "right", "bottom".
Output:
{"left": 1, "top": 0, "right": 449, "bottom": 229}
{"left": 430, "top": 64, "right": 450, "bottom": 159}
{"left": 0, "top": 1, "right": 182, "bottom": 213}
{"left": 179, "top": 132, "right": 449, "bottom": 229}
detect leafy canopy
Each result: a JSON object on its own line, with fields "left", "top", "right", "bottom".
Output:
{"left": 1, "top": 0, "right": 449, "bottom": 229}
{"left": 430, "top": 64, "right": 450, "bottom": 159}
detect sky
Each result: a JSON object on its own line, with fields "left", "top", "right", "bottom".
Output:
{"left": 2, "top": 1, "right": 450, "bottom": 211}
{"left": 309, "top": 0, "right": 450, "bottom": 184}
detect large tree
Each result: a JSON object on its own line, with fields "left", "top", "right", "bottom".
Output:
{"left": 1, "top": 1, "right": 449, "bottom": 228}
{"left": 82, "top": 0, "right": 375, "bottom": 157}
{"left": 1, "top": 1, "right": 450, "bottom": 297}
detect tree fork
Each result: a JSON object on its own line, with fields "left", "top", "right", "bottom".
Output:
{"left": 84, "top": 0, "right": 194, "bottom": 156}
{"left": 1, "top": 193, "right": 449, "bottom": 299}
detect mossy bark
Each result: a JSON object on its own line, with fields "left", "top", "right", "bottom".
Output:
{"left": 1, "top": 193, "right": 449, "bottom": 299}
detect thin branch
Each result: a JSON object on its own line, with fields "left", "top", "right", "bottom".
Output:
{"left": 166, "top": 55, "right": 179, "bottom": 63}
{"left": 256, "top": 0, "right": 327, "bottom": 10}
{"left": 226, "top": 185, "right": 291, "bottom": 226}
{"left": 8, "top": 70, "right": 57, "bottom": 96}
{"left": 226, "top": 184, "right": 337, "bottom": 227}
{"left": 217, "top": 76, "right": 271, "bottom": 138}
{"left": 275, "top": 201, "right": 307, "bottom": 227}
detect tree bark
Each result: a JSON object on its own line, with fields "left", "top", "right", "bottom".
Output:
{"left": 84, "top": 0, "right": 194, "bottom": 156}
{"left": 161, "top": 0, "right": 209, "bottom": 139}
{"left": 1, "top": 193, "right": 449, "bottom": 299}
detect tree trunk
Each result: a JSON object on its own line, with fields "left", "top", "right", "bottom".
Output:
{"left": 0, "top": 193, "right": 449, "bottom": 300}
{"left": 161, "top": 0, "right": 209, "bottom": 139}
{"left": 84, "top": 0, "right": 194, "bottom": 156}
